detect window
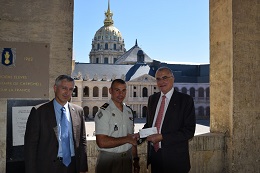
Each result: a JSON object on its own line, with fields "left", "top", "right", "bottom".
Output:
{"left": 142, "top": 87, "right": 148, "bottom": 97}
{"left": 83, "top": 106, "right": 89, "bottom": 120}
{"left": 104, "top": 57, "right": 108, "bottom": 64}
{"left": 93, "top": 86, "right": 99, "bottom": 97}
{"left": 92, "top": 106, "right": 98, "bottom": 118}
{"left": 83, "top": 86, "right": 89, "bottom": 97}
{"left": 114, "top": 44, "right": 116, "bottom": 50}
{"left": 206, "top": 106, "right": 210, "bottom": 117}
{"left": 105, "top": 43, "right": 108, "bottom": 50}
{"left": 198, "top": 87, "right": 204, "bottom": 98}
{"left": 198, "top": 106, "right": 205, "bottom": 116}
{"left": 190, "top": 87, "right": 195, "bottom": 97}
{"left": 102, "top": 87, "right": 108, "bottom": 97}
{"left": 181, "top": 87, "right": 187, "bottom": 94}
{"left": 206, "top": 87, "right": 210, "bottom": 98}
{"left": 72, "top": 86, "right": 78, "bottom": 97}
{"left": 142, "top": 106, "right": 147, "bottom": 118}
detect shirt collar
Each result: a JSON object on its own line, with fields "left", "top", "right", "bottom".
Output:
{"left": 160, "top": 87, "right": 174, "bottom": 100}
{"left": 53, "top": 99, "right": 69, "bottom": 110}
{"left": 109, "top": 99, "right": 125, "bottom": 111}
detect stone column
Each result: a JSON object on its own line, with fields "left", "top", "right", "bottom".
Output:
{"left": 210, "top": 0, "right": 259, "bottom": 172}
{"left": 0, "top": 0, "right": 74, "bottom": 172}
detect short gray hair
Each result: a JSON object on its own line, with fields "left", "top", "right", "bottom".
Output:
{"left": 156, "top": 67, "right": 174, "bottom": 77}
{"left": 55, "top": 75, "right": 75, "bottom": 86}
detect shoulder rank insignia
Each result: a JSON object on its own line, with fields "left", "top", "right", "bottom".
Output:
{"left": 126, "top": 105, "right": 134, "bottom": 114}
{"left": 100, "top": 103, "right": 109, "bottom": 110}
{"left": 97, "top": 111, "right": 103, "bottom": 119}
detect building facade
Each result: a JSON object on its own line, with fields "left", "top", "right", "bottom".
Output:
{"left": 71, "top": 1, "right": 210, "bottom": 120}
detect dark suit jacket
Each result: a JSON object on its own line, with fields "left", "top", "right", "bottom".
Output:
{"left": 24, "top": 100, "right": 88, "bottom": 173}
{"left": 143, "top": 90, "right": 195, "bottom": 172}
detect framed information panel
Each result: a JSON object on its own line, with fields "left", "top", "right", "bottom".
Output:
{"left": 6, "top": 99, "right": 48, "bottom": 173}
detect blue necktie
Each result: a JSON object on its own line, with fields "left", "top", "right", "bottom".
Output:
{"left": 61, "top": 107, "right": 71, "bottom": 166}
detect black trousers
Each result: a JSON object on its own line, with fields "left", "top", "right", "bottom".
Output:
{"left": 150, "top": 147, "right": 189, "bottom": 173}
{"left": 53, "top": 156, "right": 76, "bottom": 173}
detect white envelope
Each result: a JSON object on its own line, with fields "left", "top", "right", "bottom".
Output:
{"left": 139, "top": 127, "right": 158, "bottom": 138}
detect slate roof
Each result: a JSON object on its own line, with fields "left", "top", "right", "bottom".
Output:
{"left": 72, "top": 63, "right": 152, "bottom": 82}
{"left": 115, "top": 40, "right": 153, "bottom": 65}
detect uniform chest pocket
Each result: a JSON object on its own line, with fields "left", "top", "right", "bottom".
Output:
{"left": 108, "top": 122, "right": 120, "bottom": 137}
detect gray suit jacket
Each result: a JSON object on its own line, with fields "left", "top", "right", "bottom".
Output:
{"left": 24, "top": 100, "right": 88, "bottom": 173}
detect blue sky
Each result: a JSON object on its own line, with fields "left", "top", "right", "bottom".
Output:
{"left": 73, "top": 0, "right": 209, "bottom": 64}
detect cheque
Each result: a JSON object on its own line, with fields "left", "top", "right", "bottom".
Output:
{"left": 139, "top": 127, "right": 158, "bottom": 138}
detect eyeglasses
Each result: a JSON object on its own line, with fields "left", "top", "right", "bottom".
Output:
{"left": 156, "top": 76, "right": 173, "bottom": 82}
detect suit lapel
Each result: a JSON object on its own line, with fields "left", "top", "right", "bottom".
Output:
{"left": 165, "top": 91, "right": 176, "bottom": 117}
{"left": 162, "top": 91, "right": 179, "bottom": 132}
{"left": 47, "top": 100, "right": 59, "bottom": 141}
{"left": 149, "top": 93, "right": 160, "bottom": 126}
{"left": 68, "top": 103, "right": 77, "bottom": 142}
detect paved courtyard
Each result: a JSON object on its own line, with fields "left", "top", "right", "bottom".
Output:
{"left": 85, "top": 118, "right": 210, "bottom": 140}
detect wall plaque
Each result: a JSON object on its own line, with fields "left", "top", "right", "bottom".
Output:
{"left": 0, "top": 42, "right": 49, "bottom": 98}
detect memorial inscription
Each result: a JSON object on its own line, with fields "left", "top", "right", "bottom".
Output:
{"left": 0, "top": 42, "right": 50, "bottom": 98}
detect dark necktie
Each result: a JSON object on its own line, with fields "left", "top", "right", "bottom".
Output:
{"left": 61, "top": 107, "right": 71, "bottom": 166}
{"left": 154, "top": 95, "right": 166, "bottom": 152}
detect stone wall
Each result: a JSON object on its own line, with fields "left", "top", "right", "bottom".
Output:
{"left": 86, "top": 133, "right": 225, "bottom": 173}
{"left": 210, "top": 0, "right": 260, "bottom": 172}
{"left": 0, "top": 0, "right": 73, "bottom": 172}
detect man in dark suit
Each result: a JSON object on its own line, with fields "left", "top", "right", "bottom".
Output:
{"left": 24, "top": 75, "right": 88, "bottom": 173}
{"left": 140, "top": 67, "right": 195, "bottom": 173}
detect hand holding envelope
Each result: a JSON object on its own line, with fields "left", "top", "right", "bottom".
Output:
{"left": 139, "top": 127, "right": 158, "bottom": 138}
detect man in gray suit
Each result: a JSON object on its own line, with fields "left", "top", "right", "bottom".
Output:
{"left": 24, "top": 75, "right": 88, "bottom": 173}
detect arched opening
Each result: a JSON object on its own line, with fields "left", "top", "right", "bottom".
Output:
{"left": 142, "top": 106, "right": 147, "bottom": 118}
{"left": 104, "top": 57, "right": 108, "bottom": 64}
{"left": 93, "top": 86, "right": 99, "bottom": 97}
{"left": 198, "top": 87, "right": 204, "bottom": 98}
{"left": 206, "top": 106, "right": 210, "bottom": 117}
{"left": 102, "top": 87, "right": 108, "bottom": 97}
{"left": 181, "top": 87, "right": 187, "bottom": 94}
{"left": 72, "top": 86, "right": 78, "bottom": 97}
{"left": 83, "top": 106, "right": 89, "bottom": 120}
{"left": 206, "top": 87, "right": 210, "bottom": 99}
{"left": 83, "top": 86, "right": 89, "bottom": 97}
{"left": 92, "top": 106, "right": 98, "bottom": 118}
{"left": 142, "top": 87, "right": 148, "bottom": 97}
{"left": 190, "top": 87, "right": 195, "bottom": 97}
{"left": 198, "top": 106, "right": 205, "bottom": 116}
